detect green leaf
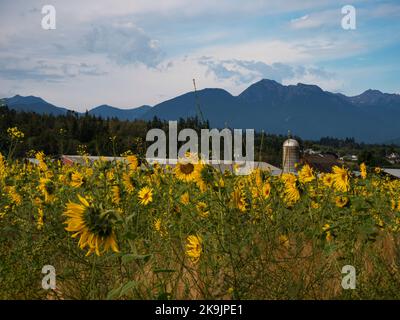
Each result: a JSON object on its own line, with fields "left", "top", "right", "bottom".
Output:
{"left": 120, "top": 281, "right": 137, "bottom": 297}
{"left": 106, "top": 284, "right": 123, "bottom": 300}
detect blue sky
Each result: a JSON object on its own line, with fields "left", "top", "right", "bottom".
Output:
{"left": 0, "top": 0, "right": 399, "bottom": 111}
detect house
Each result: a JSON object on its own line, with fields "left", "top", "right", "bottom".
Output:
{"left": 300, "top": 153, "right": 342, "bottom": 173}
{"left": 382, "top": 168, "right": 400, "bottom": 179}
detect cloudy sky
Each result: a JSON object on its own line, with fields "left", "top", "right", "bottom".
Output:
{"left": 0, "top": 0, "right": 399, "bottom": 111}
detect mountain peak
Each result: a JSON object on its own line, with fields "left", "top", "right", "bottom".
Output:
{"left": 362, "top": 89, "right": 383, "bottom": 96}
{"left": 295, "top": 83, "right": 324, "bottom": 92}
{"left": 256, "top": 79, "right": 283, "bottom": 87}
{"left": 238, "top": 79, "right": 284, "bottom": 102}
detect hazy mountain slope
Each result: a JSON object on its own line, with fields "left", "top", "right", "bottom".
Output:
{"left": 89, "top": 105, "right": 151, "bottom": 120}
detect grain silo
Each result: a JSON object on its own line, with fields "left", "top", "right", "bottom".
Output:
{"left": 282, "top": 138, "right": 300, "bottom": 173}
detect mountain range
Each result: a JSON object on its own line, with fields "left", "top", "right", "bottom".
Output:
{"left": 2, "top": 79, "right": 400, "bottom": 143}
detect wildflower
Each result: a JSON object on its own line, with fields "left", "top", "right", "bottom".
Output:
{"left": 251, "top": 187, "right": 260, "bottom": 199}
{"left": 217, "top": 177, "right": 225, "bottom": 188}
{"left": 7, "top": 186, "right": 22, "bottom": 206}
{"left": 38, "top": 178, "right": 56, "bottom": 203}
{"left": 360, "top": 163, "right": 367, "bottom": 180}
{"left": 180, "top": 192, "right": 190, "bottom": 205}
{"left": 154, "top": 218, "right": 162, "bottom": 232}
{"left": 138, "top": 186, "right": 153, "bottom": 205}
{"left": 0, "top": 153, "right": 6, "bottom": 181}
{"left": 106, "top": 170, "right": 115, "bottom": 182}
{"left": 374, "top": 214, "right": 384, "bottom": 230}
{"left": 196, "top": 201, "right": 209, "bottom": 218}
{"left": 154, "top": 218, "right": 168, "bottom": 236}
{"left": 322, "top": 224, "right": 333, "bottom": 242}
{"left": 185, "top": 235, "right": 202, "bottom": 263}
{"left": 281, "top": 173, "right": 297, "bottom": 185}
{"left": 262, "top": 182, "right": 271, "bottom": 199}
{"left": 298, "top": 164, "right": 315, "bottom": 184}
{"left": 331, "top": 166, "right": 350, "bottom": 192}
{"left": 111, "top": 185, "right": 121, "bottom": 205}
{"left": 37, "top": 208, "right": 44, "bottom": 230}
{"left": 374, "top": 167, "right": 382, "bottom": 174}
{"left": 335, "top": 196, "right": 349, "bottom": 208}
{"left": 7, "top": 127, "right": 24, "bottom": 140}
{"left": 63, "top": 195, "right": 119, "bottom": 256}
{"left": 232, "top": 185, "right": 247, "bottom": 212}
{"left": 252, "top": 169, "right": 264, "bottom": 187}
{"left": 196, "top": 178, "right": 207, "bottom": 192}
{"left": 311, "top": 201, "right": 320, "bottom": 209}
{"left": 70, "top": 171, "right": 85, "bottom": 188}
{"left": 126, "top": 155, "right": 139, "bottom": 171}
{"left": 35, "top": 151, "right": 48, "bottom": 171}
{"left": 122, "top": 172, "right": 136, "bottom": 193}
{"left": 279, "top": 235, "right": 290, "bottom": 248}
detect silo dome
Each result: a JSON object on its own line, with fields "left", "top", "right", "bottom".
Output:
{"left": 283, "top": 139, "right": 300, "bottom": 148}
{"left": 282, "top": 138, "right": 300, "bottom": 173}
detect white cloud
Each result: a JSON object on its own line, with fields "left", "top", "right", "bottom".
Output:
{"left": 84, "top": 22, "right": 164, "bottom": 67}
{"left": 290, "top": 10, "right": 340, "bottom": 29}
{"left": 198, "top": 57, "right": 334, "bottom": 84}
{"left": 0, "top": 0, "right": 398, "bottom": 109}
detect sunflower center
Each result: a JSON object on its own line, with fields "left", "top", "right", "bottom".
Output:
{"left": 143, "top": 192, "right": 150, "bottom": 200}
{"left": 180, "top": 163, "right": 194, "bottom": 175}
{"left": 84, "top": 207, "right": 113, "bottom": 238}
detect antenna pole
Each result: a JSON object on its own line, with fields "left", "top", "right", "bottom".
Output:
{"left": 193, "top": 79, "right": 206, "bottom": 125}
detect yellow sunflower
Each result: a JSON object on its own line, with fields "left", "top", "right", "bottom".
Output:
{"left": 281, "top": 174, "right": 300, "bottom": 205}
{"left": 196, "top": 201, "right": 209, "bottom": 218}
{"left": 298, "top": 164, "right": 315, "bottom": 184}
{"left": 126, "top": 155, "right": 139, "bottom": 171}
{"left": 180, "top": 192, "right": 190, "bottom": 205}
{"left": 138, "top": 186, "right": 153, "bottom": 205}
{"left": 38, "top": 177, "right": 56, "bottom": 203}
{"left": 331, "top": 166, "right": 350, "bottom": 192}
{"left": 6, "top": 186, "right": 22, "bottom": 206}
{"left": 122, "top": 172, "right": 136, "bottom": 193}
{"left": 284, "top": 182, "right": 300, "bottom": 205}
{"left": 262, "top": 182, "right": 271, "bottom": 199}
{"left": 35, "top": 151, "right": 48, "bottom": 171}
{"left": 335, "top": 196, "right": 349, "bottom": 208}
{"left": 174, "top": 153, "right": 202, "bottom": 183}
{"left": 63, "top": 195, "right": 119, "bottom": 256}
{"left": 360, "top": 163, "right": 367, "bottom": 180}
{"left": 111, "top": 185, "right": 121, "bottom": 205}
{"left": 321, "top": 173, "right": 334, "bottom": 188}
{"left": 232, "top": 185, "right": 247, "bottom": 212}
{"left": 374, "top": 167, "right": 382, "bottom": 174}
{"left": 70, "top": 171, "right": 85, "bottom": 188}
{"left": 0, "top": 153, "right": 6, "bottom": 181}
{"left": 185, "top": 235, "right": 202, "bottom": 263}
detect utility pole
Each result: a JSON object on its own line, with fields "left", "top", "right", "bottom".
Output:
{"left": 193, "top": 79, "right": 206, "bottom": 125}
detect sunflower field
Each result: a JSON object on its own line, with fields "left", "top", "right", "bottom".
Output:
{"left": 1, "top": 147, "right": 400, "bottom": 300}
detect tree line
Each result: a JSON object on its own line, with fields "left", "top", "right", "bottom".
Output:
{"left": 0, "top": 104, "right": 399, "bottom": 168}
